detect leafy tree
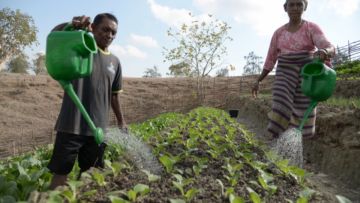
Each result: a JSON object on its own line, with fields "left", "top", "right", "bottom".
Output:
{"left": 7, "top": 52, "right": 30, "bottom": 73}
{"left": 143, "top": 65, "right": 162, "bottom": 78}
{"left": 167, "top": 61, "right": 192, "bottom": 77}
{"left": 163, "top": 13, "right": 232, "bottom": 101}
{"left": 243, "top": 51, "right": 263, "bottom": 75}
{"left": 0, "top": 8, "right": 38, "bottom": 64}
{"left": 33, "top": 52, "right": 46, "bottom": 74}
{"left": 216, "top": 68, "right": 229, "bottom": 77}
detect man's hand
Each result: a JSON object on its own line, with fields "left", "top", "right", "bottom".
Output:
{"left": 72, "top": 15, "right": 92, "bottom": 31}
{"left": 252, "top": 81, "right": 260, "bottom": 98}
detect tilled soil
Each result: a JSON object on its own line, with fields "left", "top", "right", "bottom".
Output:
{"left": 77, "top": 109, "right": 327, "bottom": 203}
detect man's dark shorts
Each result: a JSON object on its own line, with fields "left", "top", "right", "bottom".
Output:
{"left": 47, "top": 131, "right": 106, "bottom": 175}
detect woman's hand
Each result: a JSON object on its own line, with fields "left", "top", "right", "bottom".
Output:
{"left": 71, "top": 15, "right": 92, "bottom": 31}
{"left": 118, "top": 121, "right": 128, "bottom": 133}
{"left": 252, "top": 80, "right": 260, "bottom": 98}
{"left": 314, "top": 49, "right": 328, "bottom": 62}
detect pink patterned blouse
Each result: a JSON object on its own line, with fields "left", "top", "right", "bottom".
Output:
{"left": 263, "top": 20, "right": 334, "bottom": 71}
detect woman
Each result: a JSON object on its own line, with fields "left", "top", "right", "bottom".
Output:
{"left": 252, "top": 0, "right": 335, "bottom": 140}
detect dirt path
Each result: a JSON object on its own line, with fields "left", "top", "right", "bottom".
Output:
{"left": 233, "top": 97, "right": 360, "bottom": 202}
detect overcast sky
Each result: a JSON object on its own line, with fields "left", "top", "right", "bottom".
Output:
{"left": 2, "top": 0, "right": 359, "bottom": 77}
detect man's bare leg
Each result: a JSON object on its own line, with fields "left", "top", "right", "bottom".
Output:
{"left": 49, "top": 174, "right": 67, "bottom": 190}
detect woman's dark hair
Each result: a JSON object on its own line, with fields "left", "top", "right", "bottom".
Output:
{"left": 93, "top": 13, "right": 118, "bottom": 26}
{"left": 284, "top": 0, "right": 308, "bottom": 9}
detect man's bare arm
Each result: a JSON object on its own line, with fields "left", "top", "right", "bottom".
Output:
{"left": 111, "top": 94, "right": 127, "bottom": 129}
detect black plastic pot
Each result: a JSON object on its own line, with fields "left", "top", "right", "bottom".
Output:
{"left": 228, "top": 110, "right": 239, "bottom": 118}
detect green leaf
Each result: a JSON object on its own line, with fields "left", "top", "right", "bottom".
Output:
{"left": 258, "top": 176, "right": 268, "bottom": 190}
{"left": 17, "top": 164, "right": 31, "bottom": 183}
{"left": 108, "top": 195, "right": 130, "bottom": 203}
{"left": 133, "top": 184, "right": 150, "bottom": 196}
{"left": 0, "top": 177, "right": 17, "bottom": 196}
{"left": 47, "top": 190, "right": 63, "bottom": 203}
{"left": 336, "top": 195, "right": 352, "bottom": 203}
{"left": 159, "top": 155, "right": 176, "bottom": 173}
{"left": 257, "top": 170, "right": 277, "bottom": 194}
{"left": 246, "top": 187, "right": 262, "bottom": 203}
{"left": 128, "top": 190, "right": 137, "bottom": 201}
{"left": 229, "top": 194, "right": 245, "bottom": 203}
{"left": 61, "top": 190, "right": 74, "bottom": 202}
{"left": 296, "top": 197, "right": 308, "bottom": 203}
{"left": 289, "top": 167, "right": 306, "bottom": 183}
{"left": 299, "top": 187, "right": 315, "bottom": 199}
{"left": 185, "top": 188, "right": 199, "bottom": 201}
{"left": 82, "top": 189, "right": 97, "bottom": 197}
{"left": 173, "top": 174, "right": 184, "bottom": 183}
{"left": 172, "top": 181, "right": 184, "bottom": 196}
{"left": 30, "top": 168, "right": 47, "bottom": 182}
{"left": 225, "top": 187, "right": 235, "bottom": 197}
{"left": 92, "top": 171, "right": 106, "bottom": 186}
{"left": 0, "top": 196, "right": 16, "bottom": 203}
{"left": 67, "top": 180, "right": 82, "bottom": 196}
{"left": 169, "top": 199, "right": 186, "bottom": 203}
{"left": 141, "top": 170, "right": 160, "bottom": 182}
{"left": 216, "top": 179, "right": 225, "bottom": 196}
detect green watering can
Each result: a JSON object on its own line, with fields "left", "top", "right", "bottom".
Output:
{"left": 46, "top": 25, "right": 104, "bottom": 145}
{"left": 297, "top": 58, "right": 337, "bottom": 131}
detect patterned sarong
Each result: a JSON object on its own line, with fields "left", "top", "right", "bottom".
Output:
{"left": 267, "top": 52, "right": 316, "bottom": 138}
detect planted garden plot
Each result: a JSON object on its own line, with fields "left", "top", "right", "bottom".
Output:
{"left": 1, "top": 107, "right": 330, "bottom": 202}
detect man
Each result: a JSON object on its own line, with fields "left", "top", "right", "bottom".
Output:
{"left": 47, "top": 13, "right": 126, "bottom": 189}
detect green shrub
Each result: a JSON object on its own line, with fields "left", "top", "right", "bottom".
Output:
{"left": 335, "top": 60, "right": 360, "bottom": 75}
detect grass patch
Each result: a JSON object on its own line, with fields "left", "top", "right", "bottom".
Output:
{"left": 323, "top": 97, "right": 360, "bottom": 109}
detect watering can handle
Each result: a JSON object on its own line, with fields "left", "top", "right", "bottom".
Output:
{"left": 312, "top": 57, "right": 322, "bottom": 63}
{"left": 63, "top": 23, "right": 75, "bottom": 31}
{"left": 63, "top": 23, "right": 90, "bottom": 32}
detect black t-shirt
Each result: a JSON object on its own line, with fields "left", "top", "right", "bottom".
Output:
{"left": 55, "top": 49, "right": 122, "bottom": 136}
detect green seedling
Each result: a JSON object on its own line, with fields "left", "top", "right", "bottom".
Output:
{"left": 294, "top": 187, "right": 315, "bottom": 203}
{"left": 246, "top": 187, "right": 262, "bottom": 203}
{"left": 219, "top": 179, "right": 245, "bottom": 202}
{"left": 107, "top": 184, "right": 150, "bottom": 202}
{"left": 274, "top": 159, "right": 307, "bottom": 185}
{"left": 229, "top": 193, "right": 245, "bottom": 203}
{"left": 47, "top": 190, "right": 63, "bottom": 203}
{"left": 257, "top": 170, "right": 277, "bottom": 195}
{"left": 185, "top": 133, "right": 200, "bottom": 150}
{"left": 127, "top": 184, "right": 150, "bottom": 202}
{"left": 57, "top": 181, "right": 83, "bottom": 203}
{"left": 192, "top": 156, "right": 208, "bottom": 176}
{"left": 335, "top": 195, "right": 352, "bottom": 203}
{"left": 0, "top": 176, "right": 17, "bottom": 200}
{"left": 169, "top": 199, "right": 186, "bottom": 203}
{"left": 216, "top": 179, "right": 225, "bottom": 196}
{"left": 222, "top": 159, "right": 243, "bottom": 187}
{"left": 108, "top": 195, "right": 130, "bottom": 203}
{"left": 185, "top": 188, "right": 199, "bottom": 202}
{"left": 91, "top": 170, "right": 107, "bottom": 187}
{"left": 105, "top": 160, "right": 123, "bottom": 177}
{"left": 159, "top": 154, "right": 180, "bottom": 173}
{"left": 141, "top": 170, "right": 160, "bottom": 182}
{"left": 171, "top": 174, "right": 198, "bottom": 201}
{"left": 172, "top": 174, "right": 188, "bottom": 196}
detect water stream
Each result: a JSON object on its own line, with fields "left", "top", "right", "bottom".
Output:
{"left": 104, "top": 128, "right": 163, "bottom": 175}
{"left": 274, "top": 128, "right": 303, "bottom": 168}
